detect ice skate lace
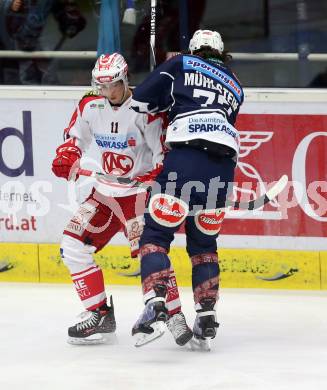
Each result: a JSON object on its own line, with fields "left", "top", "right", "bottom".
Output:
{"left": 167, "top": 313, "right": 189, "bottom": 338}
{"left": 76, "top": 311, "right": 99, "bottom": 331}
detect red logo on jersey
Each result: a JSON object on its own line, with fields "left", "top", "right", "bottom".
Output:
{"left": 102, "top": 152, "right": 134, "bottom": 175}
{"left": 149, "top": 194, "right": 188, "bottom": 227}
{"left": 128, "top": 137, "right": 136, "bottom": 147}
{"left": 195, "top": 209, "right": 225, "bottom": 235}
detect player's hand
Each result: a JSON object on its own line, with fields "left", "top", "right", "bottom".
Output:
{"left": 52, "top": 138, "right": 82, "bottom": 181}
{"left": 132, "top": 164, "right": 163, "bottom": 184}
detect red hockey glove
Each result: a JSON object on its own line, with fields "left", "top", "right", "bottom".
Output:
{"left": 52, "top": 138, "right": 82, "bottom": 180}
{"left": 133, "top": 164, "right": 163, "bottom": 184}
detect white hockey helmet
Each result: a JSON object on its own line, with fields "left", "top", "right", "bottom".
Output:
{"left": 92, "top": 53, "right": 128, "bottom": 88}
{"left": 189, "top": 29, "right": 224, "bottom": 54}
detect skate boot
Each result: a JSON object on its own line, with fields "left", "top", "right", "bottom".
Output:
{"left": 132, "top": 284, "right": 168, "bottom": 347}
{"left": 166, "top": 311, "right": 193, "bottom": 346}
{"left": 190, "top": 298, "right": 219, "bottom": 351}
{"left": 68, "top": 296, "right": 116, "bottom": 345}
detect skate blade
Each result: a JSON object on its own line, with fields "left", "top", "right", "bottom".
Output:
{"left": 187, "top": 337, "right": 211, "bottom": 352}
{"left": 134, "top": 321, "right": 166, "bottom": 347}
{"left": 68, "top": 333, "right": 118, "bottom": 346}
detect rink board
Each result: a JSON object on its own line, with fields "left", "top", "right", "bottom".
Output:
{"left": 0, "top": 243, "right": 39, "bottom": 282}
{"left": 320, "top": 251, "right": 327, "bottom": 290}
{"left": 0, "top": 243, "right": 326, "bottom": 290}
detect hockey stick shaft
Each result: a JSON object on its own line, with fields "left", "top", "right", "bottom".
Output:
{"left": 77, "top": 168, "right": 141, "bottom": 185}
{"left": 78, "top": 169, "right": 288, "bottom": 211}
{"left": 150, "top": 0, "right": 157, "bottom": 71}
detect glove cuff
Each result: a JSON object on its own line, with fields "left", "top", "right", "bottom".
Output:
{"left": 56, "top": 138, "right": 82, "bottom": 157}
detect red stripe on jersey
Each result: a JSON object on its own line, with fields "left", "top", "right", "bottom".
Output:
{"left": 147, "top": 113, "right": 161, "bottom": 124}
{"left": 64, "top": 95, "right": 103, "bottom": 138}
{"left": 78, "top": 95, "right": 103, "bottom": 115}
{"left": 64, "top": 108, "right": 78, "bottom": 138}
{"left": 147, "top": 112, "right": 168, "bottom": 128}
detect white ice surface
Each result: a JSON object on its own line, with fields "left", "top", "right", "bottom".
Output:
{"left": 0, "top": 284, "right": 326, "bottom": 390}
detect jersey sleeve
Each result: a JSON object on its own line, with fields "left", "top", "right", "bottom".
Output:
{"left": 131, "top": 55, "right": 181, "bottom": 114}
{"left": 142, "top": 113, "right": 166, "bottom": 168}
{"left": 63, "top": 94, "right": 98, "bottom": 152}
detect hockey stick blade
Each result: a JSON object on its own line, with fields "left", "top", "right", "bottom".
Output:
{"left": 225, "top": 174, "right": 288, "bottom": 211}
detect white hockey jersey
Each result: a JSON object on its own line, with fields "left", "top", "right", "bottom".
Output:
{"left": 64, "top": 91, "right": 165, "bottom": 197}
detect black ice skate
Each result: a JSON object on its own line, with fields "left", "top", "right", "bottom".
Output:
{"left": 132, "top": 285, "right": 168, "bottom": 347}
{"left": 190, "top": 298, "right": 219, "bottom": 352}
{"left": 166, "top": 311, "right": 193, "bottom": 346}
{"left": 68, "top": 296, "right": 116, "bottom": 345}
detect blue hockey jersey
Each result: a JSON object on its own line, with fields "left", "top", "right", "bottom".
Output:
{"left": 131, "top": 54, "right": 244, "bottom": 153}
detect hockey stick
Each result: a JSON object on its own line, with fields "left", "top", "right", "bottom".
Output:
{"left": 77, "top": 169, "right": 288, "bottom": 211}
{"left": 225, "top": 174, "right": 289, "bottom": 210}
{"left": 150, "top": 0, "right": 157, "bottom": 71}
{"left": 77, "top": 168, "right": 141, "bottom": 185}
